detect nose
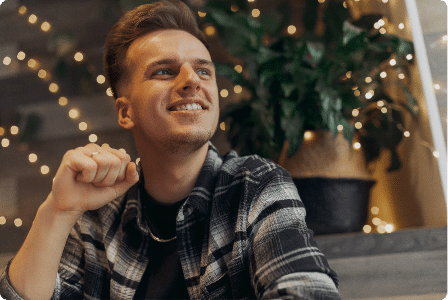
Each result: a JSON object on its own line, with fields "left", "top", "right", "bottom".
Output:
{"left": 177, "top": 65, "right": 201, "bottom": 94}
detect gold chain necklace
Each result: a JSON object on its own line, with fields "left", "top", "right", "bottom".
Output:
{"left": 147, "top": 225, "right": 177, "bottom": 243}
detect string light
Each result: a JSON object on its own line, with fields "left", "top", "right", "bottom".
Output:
{"left": 3, "top": 56, "right": 11, "bottom": 65}
{"left": 363, "top": 225, "right": 372, "bottom": 233}
{"left": 365, "top": 77, "right": 372, "bottom": 83}
{"left": 69, "top": 108, "right": 80, "bottom": 119}
{"left": 38, "top": 69, "right": 48, "bottom": 79}
{"left": 389, "top": 59, "right": 396, "bottom": 66}
{"left": 377, "top": 100, "right": 385, "bottom": 107}
{"left": 380, "top": 71, "right": 387, "bottom": 78}
{"left": 17, "top": 51, "right": 26, "bottom": 60}
{"left": 352, "top": 109, "right": 360, "bottom": 117}
{"left": 49, "top": 83, "right": 59, "bottom": 93}
{"left": 0, "top": 217, "right": 6, "bottom": 225}
{"left": 96, "top": 75, "right": 106, "bottom": 84}
{"left": 318, "top": 0, "right": 325, "bottom": 3}
{"left": 89, "top": 134, "right": 98, "bottom": 143}
{"left": 381, "top": 107, "right": 388, "bottom": 113}
{"left": 434, "top": 84, "right": 441, "bottom": 90}
{"left": 234, "top": 85, "right": 243, "bottom": 94}
{"left": 379, "top": 28, "right": 386, "bottom": 34}
{"left": 0, "top": 127, "right": 4, "bottom": 136}
{"left": 355, "top": 122, "right": 362, "bottom": 129}
{"left": 433, "top": 150, "right": 440, "bottom": 158}
{"left": 372, "top": 217, "right": 381, "bottom": 225}
{"left": 204, "top": 25, "right": 216, "bottom": 36}
{"left": 378, "top": 19, "right": 385, "bottom": 27}
{"left": 304, "top": 131, "right": 314, "bottom": 141}
{"left": 398, "top": 73, "right": 405, "bottom": 79}
{"left": 27, "top": 59, "right": 37, "bottom": 68}
{"left": 14, "top": 218, "right": 23, "bottom": 227}
{"left": 406, "top": 54, "right": 413, "bottom": 60}
{"left": 343, "top": 1, "right": 347, "bottom": 8}
{"left": 41, "top": 21, "right": 51, "bottom": 32}
{"left": 220, "top": 122, "right": 226, "bottom": 131}
{"left": 18, "top": 5, "right": 27, "bottom": 15}
{"left": 1, "top": 138, "right": 10, "bottom": 148}
{"left": 28, "top": 14, "right": 38, "bottom": 24}
{"left": 251, "top": 9, "right": 260, "bottom": 18}
{"left": 353, "top": 142, "right": 361, "bottom": 150}
{"left": 382, "top": 0, "right": 388, "bottom": 3}
{"left": 220, "top": 89, "right": 229, "bottom": 97}
{"left": 58, "top": 96, "right": 68, "bottom": 106}
{"left": 231, "top": 5, "right": 239, "bottom": 12}
{"left": 337, "top": 125, "right": 344, "bottom": 131}
{"left": 404, "top": 131, "right": 410, "bottom": 137}
{"left": 346, "top": 71, "right": 352, "bottom": 79}
{"left": 234, "top": 65, "right": 243, "bottom": 73}
{"left": 29, "top": 153, "right": 38, "bottom": 163}
{"left": 371, "top": 206, "right": 379, "bottom": 214}
{"left": 40, "top": 165, "right": 50, "bottom": 175}
{"left": 398, "top": 23, "right": 405, "bottom": 30}
{"left": 106, "top": 87, "right": 114, "bottom": 97}
{"left": 10, "top": 126, "right": 19, "bottom": 135}
{"left": 385, "top": 224, "right": 394, "bottom": 233}
{"left": 354, "top": 90, "right": 361, "bottom": 96}
{"left": 197, "top": 11, "right": 207, "bottom": 17}
{"left": 365, "top": 91, "right": 373, "bottom": 99}
{"left": 74, "top": 52, "right": 84, "bottom": 62}
{"left": 287, "top": 25, "right": 297, "bottom": 35}
{"left": 79, "top": 122, "right": 88, "bottom": 131}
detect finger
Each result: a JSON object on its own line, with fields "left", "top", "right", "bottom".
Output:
{"left": 113, "top": 162, "right": 139, "bottom": 197}
{"left": 65, "top": 150, "right": 98, "bottom": 183}
{"left": 89, "top": 151, "right": 120, "bottom": 184}
{"left": 101, "top": 147, "right": 131, "bottom": 182}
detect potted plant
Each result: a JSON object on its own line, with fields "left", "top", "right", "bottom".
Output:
{"left": 198, "top": 0, "right": 417, "bottom": 234}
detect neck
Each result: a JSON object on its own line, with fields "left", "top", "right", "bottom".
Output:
{"left": 137, "top": 141, "right": 209, "bottom": 205}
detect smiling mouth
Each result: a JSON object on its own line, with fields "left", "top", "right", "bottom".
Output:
{"left": 169, "top": 103, "right": 204, "bottom": 111}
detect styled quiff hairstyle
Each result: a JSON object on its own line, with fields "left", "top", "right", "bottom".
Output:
{"left": 104, "top": 0, "right": 208, "bottom": 98}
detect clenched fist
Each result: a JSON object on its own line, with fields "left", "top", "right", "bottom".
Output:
{"left": 48, "top": 143, "right": 139, "bottom": 217}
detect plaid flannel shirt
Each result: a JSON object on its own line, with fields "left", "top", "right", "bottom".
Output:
{"left": 1, "top": 143, "right": 340, "bottom": 299}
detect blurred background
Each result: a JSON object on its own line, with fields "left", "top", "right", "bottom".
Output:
{"left": 0, "top": 0, "right": 446, "bottom": 298}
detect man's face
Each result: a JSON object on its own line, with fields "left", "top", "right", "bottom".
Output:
{"left": 119, "top": 29, "right": 219, "bottom": 152}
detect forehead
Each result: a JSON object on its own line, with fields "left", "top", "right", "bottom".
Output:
{"left": 126, "top": 29, "right": 211, "bottom": 66}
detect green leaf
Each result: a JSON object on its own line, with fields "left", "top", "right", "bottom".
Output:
{"left": 281, "top": 83, "right": 296, "bottom": 98}
{"left": 306, "top": 42, "right": 324, "bottom": 64}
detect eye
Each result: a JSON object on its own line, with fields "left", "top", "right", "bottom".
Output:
{"left": 154, "top": 69, "right": 173, "bottom": 76}
{"left": 197, "top": 69, "right": 212, "bottom": 77}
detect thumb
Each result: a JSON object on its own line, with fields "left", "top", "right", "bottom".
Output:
{"left": 113, "top": 162, "right": 139, "bottom": 197}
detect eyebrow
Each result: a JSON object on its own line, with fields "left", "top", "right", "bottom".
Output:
{"left": 144, "top": 58, "right": 215, "bottom": 75}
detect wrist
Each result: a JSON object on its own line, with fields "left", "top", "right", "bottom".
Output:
{"left": 40, "top": 193, "right": 84, "bottom": 228}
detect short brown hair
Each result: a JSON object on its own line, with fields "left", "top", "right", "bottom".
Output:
{"left": 103, "top": 0, "right": 208, "bottom": 98}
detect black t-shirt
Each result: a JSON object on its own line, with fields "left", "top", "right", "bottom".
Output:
{"left": 133, "top": 186, "right": 190, "bottom": 299}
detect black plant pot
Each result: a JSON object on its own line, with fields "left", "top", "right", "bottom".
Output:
{"left": 292, "top": 177, "right": 375, "bottom": 235}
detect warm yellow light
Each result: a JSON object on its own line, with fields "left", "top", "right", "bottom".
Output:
{"left": 365, "top": 77, "right": 372, "bottom": 83}
{"left": 14, "top": 218, "right": 23, "bottom": 227}
{"left": 220, "top": 89, "right": 229, "bottom": 98}
{"left": 346, "top": 71, "right": 352, "bottom": 79}
{"left": 74, "top": 52, "right": 84, "bottom": 62}
{"left": 374, "top": 22, "right": 380, "bottom": 30}
{"left": 287, "top": 25, "right": 297, "bottom": 35}
{"left": 69, "top": 108, "right": 80, "bottom": 119}
{"left": 17, "top": 51, "right": 26, "bottom": 60}
{"left": 1, "top": 138, "right": 10, "bottom": 148}
{"left": 97, "top": 75, "right": 106, "bottom": 84}
{"left": 443, "top": 35, "right": 447, "bottom": 42}
{"left": 377, "top": 100, "right": 385, "bottom": 107}
{"left": 337, "top": 125, "right": 344, "bottom": 132}
{"left": 28, "top": 14, "right": 37, "bottom": 24}
{"left": 136, "top": 157, "right": 141, "bottom": 165}
{"left": 379, "top": 28, "right": 386, "bottom": 34}
{"left": 406, "top": 54, "right": 413, "bottom": 60}
{"left": 248, "top": 0, "right": 255, "bottom": 2}
{"left": 434, "top": 84, "right": 441, "bottom": 90}
{"left": 372, "top": 217, "right": 381, "bottom": 226}
{"left": 377, "top": 225, "right": 386, "bottom": 234}
{"left": 378, "top": 19, "right": 385, "bottom": 26}
{"left": 231, "top": 5, "right": 239, "bottom": 12}
{"left": 29, "top": 153, "right": 38, "bottom": 163}
{"left": 371, "top": 206, "right": 379, "bottom": 215}
{"left": 363, "top": 225, "right": 372, "bottom": 233}
{"left": 41, "top": 21, "right": 51, "bottom": 32}
{"left": 353, "top": 142, "right": 361, "bottom": 150}
{"left": 38, "top": 69, "right": 47, "bottom": 79}
{"left": 398, "top": 73, "right": 405, "bottom": 79}
{"left": 198, "top": 11, "right": 207, "bottom": 17}
{"left": 389, "top": 59, "right": 396, "bottom": 66}
{"left": 10, "top": 126, "right": 19, "bottom": 135}
{"left": 234, "top": 65, "right": 243, "bottom": 73}
{"left": 381, "top": 107, "right": 388, "bottom": 113}
{"left": 403, "top": 131, "right": 410, "bottom": 137}
{"left": 0, "top": 127, "right": 4, "bottom": 136}
{"left": 28, "top": 59, "right": 37, "bottom": 68}
{"left": 251, "top": 9, "right": 260, "bottom": 18}
{"left": 89, "top": 134, "right": 98, "bottom": 143}
{"left": 79, "top": 122, "right": 88, "bottom": 131}
{"left": 365, "top": 92, "right": 373, "bottom": 99}
{"left": 318, "top": 0, "right": 325, "bottom": 3}
{"left": 354, "top": 90, "right": 360, "bottom": 97}
{"left": 58, "top": 96, "right": 68, "bottom": 106}
{"left": 398, "top": 23, "right": 405, "bottom": 30}
{"left": 234, "top": 85, "right": 243, "bottom": 94}
{"left": 355, "top": 122, "right": 363, "bottom": 129}
{"left": 49, "top": 83, "right": 59, "bottom": 93}
{"left": 41, "top": 165, "right": 50, "bottom": 175}
{"left": 220, "top": 122, "right": 226, "bottom": 131}
{"left": 385, "top": 224, "right": 394, "bottom": 233}
{"left": 106, "top": 88, "right": 114, "bottom": 97}
{"left": 0, "top": 216, "right": 5, "bottom": 225}
{"left": 18, "top": 5, "right": 27, "bottom": 15}
{"left": 433, "top": 150, "right": 440, "bottom": 158}
{"left": 352, "top": 109, "right": 359, "bottom": 117}
{"left": 205, "top": 25, "right": 216, "bottom": 36}
{"left": 380, "top": 71, "right": 387, "bottom": 78}
{"left": 304, "top": 131, "right": 314, "bottom": 141}
{"left": 343, "top": 1, "right": 347, "bottom": 8}
{"left": 3, "top": 56, "right": 11, "bottom": 66}
{"left": 382, "top": 0, "right": 388, "bottom": 3}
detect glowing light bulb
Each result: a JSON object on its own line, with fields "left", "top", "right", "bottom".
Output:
{"left": 28, "top": 59, "right": 37, "bottom": 68}
{"left": 377, "top": 100, "right": 385, "bottom": 107}
{"left": 0, "top": 216, "right": 5, "bottom": 225}
{"left": 79, "top": 122, "right": 88, "bottom": 131}
{"left": 352, "top": 109, "right": 360, "bottom": 117}
{"left": 41, "top": 165, "right": 50, "bottom": 175}
{"left": 18, "top": 5, "right": 27, "bottom": 15}
{"left": 381, "top": 107, "right": 388, "bottom": 113}
{"left": 97, "top": 75, "right": 105, "bottom": 84}
{"left": 38, "top": 69, "right": 47, "bottom": 79}
{"left": 365, "top": 92, "right": 373, "bottom": 99}
{"left": 406, "top": 54, "right": 413, "bottom": 60}
{"left": 106, "top": 88, "right": 114, "bottom": 97}
{"left": 434, "top": 84, "right": 441, "bottom": 90}
{"left": 28, "top": 14, "right": 37, "bottom": 24}
{"left": 234, "top": 65, "right": 243, "bottom": 73}
{"left": 380, "top": 71, "right": 387, "bottom": 78}
{"left": 14, "top": 218, "right": 23, "bottom": 227}
{"left": 365, "top": 77, "right": 372, "bottom": 83}
{"left": 353, "top": 142, "right": 361, "bottom": 150}
{"left": 398, "top": 73, "right": 405, "bottom": 79}
{"left": 304, "top": 131, "right": 314, "bottom": 141}
{"left": 379, "top": 28, "right": 386, "bottom": 34}
{"left": 41, "top": 21, "right": 51, "bottom": 32}
{"left": 1, "top": 138, "right": 10, "bottom": 148}
{"left": 363, "top": 225, "right": 372, "bottom": 233}
{"left": 354, "top": 90, "right": 361, "bottom": 97}
{"left": 403, "top": 131, "right": 410, "bottom": 137}
{"left": 58, "top": 97, "right": 68, "bottom": 106}
{"left": 355, "top": 122, "right": 363, "bottom": 129}
{"left": 17, "top": 51, "right": 26, "bottom": 60}
{"left": 389, "top": 59, "right": 397, "bottom": 66}
{"left": 3, "top": 56, "right": 11, "bottom": 66}
{"left": 251, "top": 9, "right": 260, "bottom": 18}
{"left": 89, "top": 134, "right": 98, "bottom": 143}
{"left": 49, "top": 83, "right": 59, "bottom": 93}
{"left": 198, "top": 11, "right": 206, "bottom": 17}
{"left": 0, "top": 127, "right": 4, "bottom": 136}
{"left": 220, "top": 89, "right": 229, "bottom": 98}
{"left": 220, "top": 122, "right": 226, "bottom": 131}
{"left": 287, "top": 25, "right": 297, "bottom": 35}
{"left": 337, "top": 125, "right": 344, "bottom": 131}
{"left": 398, "top": 23, "right": 405, "bottom": 30}
{"left": 74, "top": 52, "right": 84, "bottom": 62}
{"left": 29, "top": 153, "right": 38, "bottom": 163}
{"left": 385, "top": 224, "right": 394, "bottom": 233}
{"left": 433, "top": 150, "right": 440, "bottom": 158}
{"left": 205, "top": 25, "right": 216, "bottom": 36}
{"left": 371, "top": 206, "right": 379, "bottom": 214}
{"left": 69, "top": 109, "right": 80, "bottom": 119}
{"left": 10, "top": 126, "right": 19, "bottom": 135}
{"left": 346, "top": 71, "right": 352, "bottom": 79}
{"left": 234, "top": 85, "right": 243, "bottom": 94}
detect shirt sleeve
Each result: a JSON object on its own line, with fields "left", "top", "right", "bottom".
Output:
{"left": 0, "top": 223, "right": 85, "bottom": 300}
{"left": 247, "top": 166, "right": 341, "bottom": 299}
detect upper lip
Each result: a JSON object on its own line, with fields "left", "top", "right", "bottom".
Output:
{"left": 167, "top": 98, "right": 208, "bottom": 111}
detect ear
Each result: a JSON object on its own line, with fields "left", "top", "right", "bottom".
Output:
{"left": 115, "top": 97, "right": 135, "bottom": 130}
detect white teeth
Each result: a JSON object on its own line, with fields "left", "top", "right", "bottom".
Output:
{"left": 171, "top": 103, "right": 204, "bottom": 111}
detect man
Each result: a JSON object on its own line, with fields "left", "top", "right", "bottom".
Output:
{"left": 0, "top": 1, "right": 341, "bottom": 299}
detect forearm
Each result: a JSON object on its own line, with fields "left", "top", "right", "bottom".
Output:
{"left": 8, "top": 194, "right": 82, "bottom": 300}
